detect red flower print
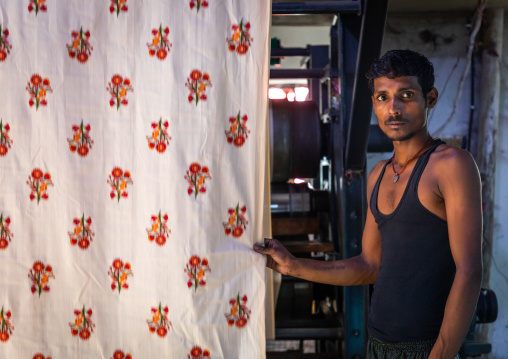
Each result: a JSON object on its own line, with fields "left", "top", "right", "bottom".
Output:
{"left": 225, "top": 293, "right": 251, "bottom": 329}
{"left": 0, "top": 120, "right": 12, "bottom": 157}
{"left": 223, "top": 203, "right": 248, "bottom": 238}
{"left": 227, "top": 19, "right": 253, "bottom": 55}
{"left": 28, "top": 260, "right": 55, "bottom": 297}
{"left": 110, "top": 0, "right": 128, "bottom": 16}
{"left": 0, "top": 213, "right": 13, "bottom": 250}
{"left": 185, "top": 255, "right": 211, "bottom": 292}
{"left": 111, "top": 350, "right": 132, "bottom": 359}
{"left": 107, "top": 74, "right": 133, "bottom": 110}
{"left": 67, "top": 27, "right": 93, "bottom": 63}
{"left": 69, "top": 305, "right": 95, "bottom": 341}
{"left": 147, "top": 24, "right": 172, "bottom": 61}
{"left": 0, "top": 307, "right": 14, "bottom": 343}
{"left": 189, "top": 0, "right": 208, "bottom": 12}
{"left": 147, "top": 302, "right": 171, "bottom": 338}
{"left": 108, "top": 258, "right": 133, "bottom": 293}
{"left": 68, "top": 214, "right": 95, "bottom": 249}
{"left": 225, "top": 112, "right": 250, "bottom": 147}
{"left": 27, "top": 168, "right": 53, "bottom": 204}
{"left": 146, "top": 211, "right": 171, "bottom": 246}
{"left": 0, "top": 25, "right": 12, "bottom": 63}
{"left": 147, "top": 117, "right": 171, "bottom": 153}
{"left": 185, "top": 163, "right": 211, "bottom": 199}
{"left": 107, "top": 167, "right": 133, "bottom": 202}
{"left": 68, "top": 120, "right": 93, "bottom": 156}
{"left": 186, "top": 69, "right": 212, "bottom": 105}
{"left": 28, "top": 0, "right": 47, "bottom": 15}
{"left": 188, "top": 346, "right": 211, "bottom": 358}
{"left": 26, "top": 74, "right": 52, "bottom": 110}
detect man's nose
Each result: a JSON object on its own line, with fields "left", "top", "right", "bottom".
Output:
{"left": 389, "top": 98, "right": 402, "bottom": 115}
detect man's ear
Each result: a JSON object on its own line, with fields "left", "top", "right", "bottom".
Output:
{"left": 426, "top": 87, "right": 438, "bottom": 108}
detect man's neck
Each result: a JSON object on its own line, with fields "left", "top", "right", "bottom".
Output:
{"left": 392, "top": 133, "right": 432, "bottom": 165}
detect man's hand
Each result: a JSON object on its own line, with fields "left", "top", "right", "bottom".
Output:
{"left": 253, "top": 238, "right": 296, "bottom": 276}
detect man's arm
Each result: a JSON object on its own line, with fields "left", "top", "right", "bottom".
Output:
{"left": 429, "top": 148, "right": 483, "bottom": 359}
{"left": 253, "top": 161, "right": 384, "bottom": 286}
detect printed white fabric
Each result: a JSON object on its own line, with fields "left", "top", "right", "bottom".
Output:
{"left": 0, "top": 1, "right": 270, "bottom": 358}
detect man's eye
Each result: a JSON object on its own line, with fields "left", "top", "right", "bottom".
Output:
{"left": 402, "top": 92, "right": 414, "bottom": 98}
{"left": 376, "top": 95, "right": 387, "bottom": 101}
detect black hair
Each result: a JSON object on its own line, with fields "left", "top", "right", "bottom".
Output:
{"left": 366, "top": 49, "right": 435, "bottom": 96}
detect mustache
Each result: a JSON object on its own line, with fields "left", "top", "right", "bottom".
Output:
{"left": 384, "top": 116, "right": 407, "bottom": 125}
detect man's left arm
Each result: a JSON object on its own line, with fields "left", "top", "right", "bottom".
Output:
{"left": 429, "top": 149, "right": 483, "bottom": 359}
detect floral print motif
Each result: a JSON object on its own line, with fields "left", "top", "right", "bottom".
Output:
{"left": 185, "top": 255, "right": 211, "bottom": 291}
{"left": 147, "top": 118, "right": 171, "bottom": 153}
{"left": 67, "top": 27, "right": 93, "bottom": 64}
{"left": 0, "top": 26, "right": 12, "bottom": 63}
{"left": 110, "top": 0, "right": 127, "bottom": 16}
{"left": 147, "top": 25, "right": 172, "bottom": 60}
{"left": 189, "top": 0, "right": 208, "bottom": 12}
{"left": 69, "top": 306, "right": 95, "bottom": 341}
{"left": 107, "top": 74, "right": 133, "bottom": 110}
{"left": 68, "top": 214, "right": 94, "bottom": 250}
{"left": 28, "top": 0, "right": 47, "bottom": 15}
{"left": 188, "top": 346, "right": 211, "bottom": 359}
{"left": 27, "top": 74, "right": 52, "bottom": 110}
{"left": 185, "top": 163, "right": 211, "bottom": 198}
{"left": 111, "top": 350, "right": 132, "bottom": 359}
{"left": 0, "top": 214, "right": 12, "bottom": 250}
{"left": 0, "top": 307, "right": 13, "bottom": 343}
{"left": 225, "top": 294, "right": 251, "bottom": 328}
{"left": 223, "top": 204, "right": 248, "bottom": 238}
{"left": 27, "top": 168, "right": 53, "bottom": 204}
{"left": 186, "top": 70, "right": 211, "bottom": 105}
{"left": 108, "top": 259, "right": 133, "bottom": 293}
{"left": 33, "top": 354, "right": 52, "bottom": 359}
{"left": 227, "top": 19, "right": 252, "bottom": 55}
{"left": 147, "top": 303, "right": 171, "bottom": 338}
{"left": 68, "top": 120, "right": 93, "bottom": 156}
{"left": 0, "top": 120, "right": 12, "bottom": 157}
{"left": 146, "top": 211, "right": 171, "bottom": 246}
{"left": 28, "top": 261, "right": 54, "bottom": 297}
{"left": 226, "top": 112, "right": 250, "bottom": 147}
{"left": 108, "top": 167, "right": 133, "bottom": 202}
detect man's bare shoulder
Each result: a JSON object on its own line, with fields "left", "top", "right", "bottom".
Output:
{"left": 430, "top": 144, "right": 480, "bottom": 182}
{"left": 367, "top": 159, "right": 389, "bottom": 190}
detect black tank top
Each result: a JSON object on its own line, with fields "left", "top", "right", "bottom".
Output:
{"left": 368, "top": 140, "right": 456, "bottom": 343}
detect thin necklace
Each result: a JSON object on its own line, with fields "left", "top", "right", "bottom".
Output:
{"left": 391, "top": 137, "right": 434, "bottom": 183}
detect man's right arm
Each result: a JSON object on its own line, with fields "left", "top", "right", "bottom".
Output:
{"left": 253, "top": 161, "right": 384, "bottom": 286}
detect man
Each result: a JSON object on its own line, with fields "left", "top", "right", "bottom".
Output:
{"left": 254, "top": 50, "right": 482, "bottom": 359}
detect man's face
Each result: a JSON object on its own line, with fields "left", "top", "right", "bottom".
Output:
{"left": 371, "top": 75, "right": 437, "bottom": 142}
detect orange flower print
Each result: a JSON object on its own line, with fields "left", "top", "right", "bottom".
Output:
{"left": 223, "top": 204, "right": 248, "bottom": 238}
{"left": 27, "top": 168, "right": 53, "bottom": 204}
{"left": 68, "top": 120, "right": 93, "bottom": 156}
{"left": 68, "top": 214, "right": 95, "bottom": 249}
{"left": 0, "top": 26, "right": 12, "bottom": 63}
{"left": 0, "top": 120, "right": 12, "bottom": 157}
{"left": 147, "top": 303, "right": 171, "bottom": 338}
{"left": 111, "top": 350, "right": 132, "bottom": 359}
{"left": 185, "top": 163, "right": 211, "bottom": 198}
{"left": 186, "top": 70, "right": 211, "bottom": 105}
{"left": 110, "top": 0, "right": 128, "bottom": 16}
{"left": 189, "top": 0, "right": 208, "bottom": 12}
{"left": 108, "top": 258, "right": 133, "bottom": 293}
{"left": 67, "top": 27, "right": 93, "bottom": 64}
{"left": 225, "top": 112, "right": 250, "bottom": 147}
{"left": 227, "top": 19, "right": 252, "bottom": 55}
{"left": 107, "top": 167, "right": 133, "bottom": 202}
{"left": 185, "top": 255, "right": 211, "bottom": 291}
{"left": 33, "top": 353, "right": 52, "bottom": 359}
{"left": 28, "top": 261, "right": 55, "bottom": 297}
{"left": 0, "top": 214, "right": 13, "bottom": 250}
{"left": 146, "top": 211, "right": 171, "bottom": 246}
{"left": 0, "top": 307, "right": 13, "bottom": 343}
{"left": 28, "top": 0, "right": 47, "bottom": 15}
{"left": 107, "top": 74, "right": 133, "bottom": 110}
{"left": 188, "top": 346, "right": 211, "bottom": 359}
{"left": 147, "top": 118, "right": 171, "bottom": 153}
{"left": 147, "top": 25, "right": 172, "bottom": 60}
{"left": 225, "top": 294, "right": 251, "bottom": 329}
{"left": 26, "top": 74, "right": 52, "bottom": 110}
{"left": 69, "top": 306, "right": 95, "bottom": 341}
